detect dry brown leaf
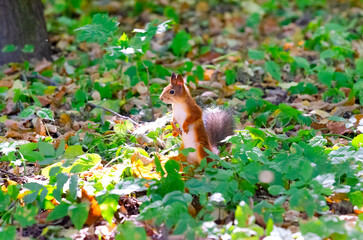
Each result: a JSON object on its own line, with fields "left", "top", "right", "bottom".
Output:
{"left": 327, "top": 121, "right": 353, "bottom": 135}
{"left": 198, "top": 52, "right": 221, "bottom": 63}
{"left": 36, "top": 210, "right": 51, "bottom": 224}
{"left": 59, "top": 113, "right": 72, "bottom": 126}
{"left": 259, "top": 16, "right": 280, "bottom": 35}
{"left": 81, "top": 188, "right": 103, "bottom": 226}
{"left": 196, "top": 1, "right": 209, "bottom": 13}
{"left": 283, "top": 42, "right": 294, "bottom": 51}
{"left": 134, "top": 81, "right": 148, "bottom": 95}
{"left": 34, "top": 118, "right": 46, "bottom": 136}
{"left": 203, "top": 69, "right": 215, "bottom": 80}
{"left": 5, "top": 119, "right": 32, "bottom": 131}
{"left": 310, "top": 109, "right": 330, "bottom": 118}
{"left": 53, "top": 131, "right": 75, "bottom": 149}
{"left": 209, "top": 16, "right": 223, "bottom": 35}
{"left": 34, "top": 59, "right": 52, "bottom": 73}
{"left": 311, "top": 122, "right": 327, "bottom": 131}
{"left": 0, "top": 79, "right": 13, "bottom": 88}
{"left": 37, "top": 96, "right": 52, "bottom": 107}
{"left": 2, "top": 100, "right": 16, "bottom": 115}
{"left": 53, "top": 86, "right": 66, "bottom": 104}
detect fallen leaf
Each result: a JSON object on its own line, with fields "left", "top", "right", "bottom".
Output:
{"left": 35, "top": 59, "right": 52, "bottom": 73}
{"left": 327, "top": 121, "right": 353, "bottom": 135}
{"left": 81, "top": 188, "right": 103, "bottom": 226}
{"left": 34, "top": 117, "right": 46, "bottom": 136}
{"left": 203, "top": 69, "right": 215, "bottom": 80}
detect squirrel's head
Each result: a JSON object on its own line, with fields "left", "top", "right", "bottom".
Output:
{"left": 159, "top": 73, "right": 188, "bottom": 104}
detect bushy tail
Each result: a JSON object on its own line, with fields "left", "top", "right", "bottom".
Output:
{"left": 203, "top": 108, "right": 235, "bottom": 153}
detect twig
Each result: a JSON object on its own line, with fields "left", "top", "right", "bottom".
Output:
{"left": 28, "top": 73, "right": 57, "bottom": 86}
{"left": 86, "top": 102, "right": 140, "bottom": 126}
{"left": 322, "top": 133, "right": 353, "bottom": 140}
{"left": 0, "top": 169, "right": 26, "bottom": 183}
{"left": 0, "top": 169, "right": 18, "bottom": 178}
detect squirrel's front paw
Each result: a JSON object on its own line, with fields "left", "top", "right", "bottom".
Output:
{"left": 175, "top": 127, "right": 182, "bottom": 134}
{"left": 172, "top": 130, "right": 180, "bottom": 137}
{"left": 182, "top": 124, "right": 189, "bottom": 134}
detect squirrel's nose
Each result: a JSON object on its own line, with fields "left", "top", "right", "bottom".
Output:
{"left": 160, "top": 96, "right": 163, "bottom": 101}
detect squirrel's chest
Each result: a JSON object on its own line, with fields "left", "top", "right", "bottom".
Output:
{"left": 173, "top": 103, "right": 187, "bottom": 125}
{"left": 173, "top": 103, "right": 198, "bottom": 153}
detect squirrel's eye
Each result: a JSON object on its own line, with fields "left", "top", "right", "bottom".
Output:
{"left": 169, "top": 89, "right": 175, "bottom": 94}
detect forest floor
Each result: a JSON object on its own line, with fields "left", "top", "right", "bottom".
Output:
{"left": 1, "top": 0, "right": 363, "bottom": 239}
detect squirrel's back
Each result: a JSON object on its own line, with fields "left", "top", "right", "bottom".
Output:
{"left": 202, "top": 108, "right": 235, "bottom": 153}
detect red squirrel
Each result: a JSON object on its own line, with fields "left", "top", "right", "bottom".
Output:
{"left": 159, "top": 73, "right": 235, "bottom": 165}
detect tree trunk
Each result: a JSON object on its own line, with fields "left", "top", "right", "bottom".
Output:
{"left": 0, "top": 0, "right": 51, "bottom": 65}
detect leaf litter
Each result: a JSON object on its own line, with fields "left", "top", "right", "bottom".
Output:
{"left": 1, "top": 0, "right": 363, "bottom": 239}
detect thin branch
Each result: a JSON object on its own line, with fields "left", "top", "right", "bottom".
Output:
{"left": 86, "top": 102, "right": 140, "bottom": 126}
{"left": 27, "top": 73, "right": 57, "bottom": 86}
{"left": 322, "top": 133, "right": 353, "bottom": 140}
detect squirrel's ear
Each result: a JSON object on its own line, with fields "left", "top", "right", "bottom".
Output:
{"left": 171, "top": 73, "right": 177, "bottom": 86}
{"left": 176, "top": 74, "right": 184, "bottom": 86}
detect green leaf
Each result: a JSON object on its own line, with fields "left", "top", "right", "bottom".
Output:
{"left": 204, "top": 148, "right": 221, "bottom": 161}
{"left": 320, "top": 49, "right": 335, "bottom": 59}
{"left": 114, "top": 120, "right": 133, "bottom": 136}
{"left": 0, "top": 226, "right": 16, "bottom": 240}
{"left": 318, "top": 69, "right": 334, "bottom": 86}
{"left": 349, "top": 191, "right": 363, "bottom": 208}
{"left": 46, "top": 202, "right": 71, "bottom": 221}
{"left": 193, "top": 66, "right": 204, "bottom": 81}
{"left": 19, "top": 106, "right": 36, "bottom": 118}
{"left": 170, "top": 30, "right": 191, "bottom": 57}
{"left": 1, "top": 44, "right": 17, "bottom": 53}
{"left": 235, "top": 202, "right": 253, "bottom": 228}
{"left": 300, "top": 219, "right": 326, "bottom": 237}
{"left": 7, "top": 185, "right": 20, "bottom": 200}
{"left": 14, "top": 204, "right": 38, "bottom": 228}
{"left": 75, "top": 13, "right": 119, "bottom": 45}
{"left": 24, "top": 182, "right": 43, "bottom": 204}
{"left": 68, "top": 203, "right": 89, "bottom": 230}
{"left": 53, "top": 173, "right": 69, "bottom": 202}
{"left": 248, "top": 49, "right": 265, "bottom": 60}
{"left": 69, "top": 175, "right": 78, "bottom": 201}
{"left": 97, "top": 193, "right": 119, "bottom": 224}
{"left": 154, "top": 155, "right": 165, "bottom": 176}
{"left": 355, "top": 58, "right": 363, "bottom": 76}
{"left": 37, "top": 108, "right": 54, "bottom": 120}
{"left": 180, "top": 148, "right": 196, "bottom": 157}
{"left": 38, "top": 141, "right": 55, "bottom": 157}
{"left": 0, "top": 191, "right": 10, "bottom": 212}
{"left": 265, "top": 61, "right": 281, "bottom": 81}
{"left": 118, "top": 32, "right": 129, "bottom": 46}
{"left": 328, "top": 116, "right": 346, "bottom": 122}
{"left": 294, "top": 56, "right": 310, "bottom": 70}
{"left": 268, "top": 185, "right": 286, "bottom": 195}
{"left": 21, "top": 44, "right": 34, "bottom": 53}
{"left": 55, "top": 140, "right": 65, "bottom": 158}
{"left": 70, "top": 154, "right": 101, "bottom": 173}
{"left": 116, "top": 221, "right": 147, "bottom": 240}
{"left": 352, "top": 134, "right": 363, "bottom": 149}
{"left": 225, "top": 69, "right": 236, "bottom": 85}
{"left": 64, "top": 145, "right": 84, "bottom": 159}
{"left": 18, "top": 141, "right": 44, "bottom": 162}
{"left": 157, "top": 160, "right": 185, "bottom": 196}
{"left": 265, "top": 218, "right": 274, "bottom": 236}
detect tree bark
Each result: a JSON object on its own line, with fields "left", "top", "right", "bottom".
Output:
{"left": 0, "top": 0, "right": 51, "bottom": 65}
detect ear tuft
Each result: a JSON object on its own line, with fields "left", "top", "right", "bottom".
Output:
{"left": 171, "top": 73, "right": 177, "bottom": 85}
{"left": 176, "top": 74, "right": 184, "bottom": 85}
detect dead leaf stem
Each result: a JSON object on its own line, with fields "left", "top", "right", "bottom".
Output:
{"left": 86, "top": 102, "right": 140, "bottom": 126}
